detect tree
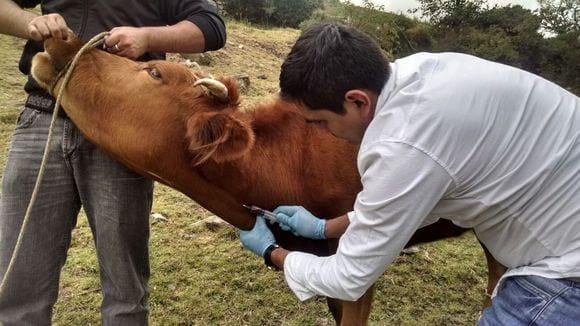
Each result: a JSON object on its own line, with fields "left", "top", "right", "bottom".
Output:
{"left": 537, "top": 0, "right": 579, "bottom": 34}
{"left": 411, "top": 0, "right": 487, "bottom": 28}
{"left": 477, "top": 5, "right": 545, "bottom": 73}
{"left": 271, "top": 0, "right": 323, "bottom": 28}
{"left": 223, "top": 0, "right": 322, "bottom": 27}
{"left": 542, "top": 31, "right": 580, "bottom": 94}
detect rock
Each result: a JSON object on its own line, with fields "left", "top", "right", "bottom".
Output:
{"left": 401, "top": 246, "right": 420, "bottom": 255}
{"left": 238, "top": 44, "right": 244, "bottom": 49}
{"left": 167, "top": 284, "right": 176, "bottom": 291}
{"left": 182, "top": 233, "right": 195, "bottom": 240}
{"left": 150, "top": 212, "right": 168, "bottom": 224}
{"left": 183, "top": 59, "right": 200, "bottom": 69}
{"left": 207, "top": 0, "right": 218, "bottom": 11}
{"left": 179, "top": 52, "right": 213, "bottom": 66}
{"left": 191, "top": 215, "right": 229, "bottom": 231}
{"left": 205, "top": 216, "right": 229, "bottom": 231}
{"left": 423, "top": 250, "right": 433, "bottom": 262}
{"left": 230, "top": 74, "right": 251, "bottom": 94}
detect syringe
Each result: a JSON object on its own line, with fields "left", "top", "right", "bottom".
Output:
{"left": 242, "top": 204, "right": 278, "bottom": 223}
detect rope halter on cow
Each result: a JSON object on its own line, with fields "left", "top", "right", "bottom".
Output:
{"left": 0, "top": 32, "right": 109, "bottom": 298}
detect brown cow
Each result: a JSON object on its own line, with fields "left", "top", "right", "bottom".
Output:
{"left": 30, "top": 34, "right": 505, "bottom": 325}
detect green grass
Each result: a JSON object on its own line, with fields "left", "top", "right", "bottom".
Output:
{"left": 0, "top": 23, "right": 487, "bottom": 325}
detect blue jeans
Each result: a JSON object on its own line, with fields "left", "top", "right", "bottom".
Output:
{"left": 479, "top": 275, "right": 580, "bottom": 325}
{"left": 0, "top": 108, "right": 153, "bottom": 325}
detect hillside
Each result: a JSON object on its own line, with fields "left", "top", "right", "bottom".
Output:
{"left": 0, "top": 20, "right": 487, "bottom": 325}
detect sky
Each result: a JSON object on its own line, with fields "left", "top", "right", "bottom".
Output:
{"left": 351, "top": 0, "right": 539, "bottom": 15}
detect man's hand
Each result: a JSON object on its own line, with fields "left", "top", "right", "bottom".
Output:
{"left": 239, "top": 216, "right": 276, "bottom": 257}
{"left": 274, "top": 206, "right": 326, "bottom": 240}
{"left": 27, "top": 13, "right": 69, "bottom": 41}
{"left": 104, "top": 26, "right": 150, "bottom": 60}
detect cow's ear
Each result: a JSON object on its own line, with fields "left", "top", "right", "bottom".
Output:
{"left": 219, "top": 77, "right": 240, "bottom": 107}
{"left": 186, "top": 112, "right": 255, "bottom": 165}
{"left": 44, "top": 31, "right": 82, "bottom": 71}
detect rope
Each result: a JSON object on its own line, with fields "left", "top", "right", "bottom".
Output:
{"left": 0, "top": 32, "right": 109, "bottom": 298}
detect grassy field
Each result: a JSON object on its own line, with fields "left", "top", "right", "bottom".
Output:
{"left": 0, "top": 21, "right": 488, "bottom": 325}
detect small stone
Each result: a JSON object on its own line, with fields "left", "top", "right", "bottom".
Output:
{"left": 167, "top": 284, "right": 176, "bottom": 291}
{"left": 150, "top": 212, "right": 168, "bottom": 224}
{"left": 423, "top": 250, "right": 433, "bottom": 262}
{"left": 191, "top": 215, "right": 229, "bottom": 231}
{"left": 230, "top": 74, "right": 251, "bottom": 94}
{"left": 401, "top": 246, "right": 420, "bottom": 255}
{"left": 183, "top": 59, "right": 200, "bottom": 69}
{"left": 238, "top": 44, "right": 244, "bottom": 49}
{"left": 179, "top": 52, "right": 213, "bottom": 66}
{"left": 205, "top": 216, "right": 229, "bottom": 231}
{"left": 182, "top": 233, "right": 195, "bottom": 240}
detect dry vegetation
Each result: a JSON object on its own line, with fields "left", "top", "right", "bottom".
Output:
{"left": 0, "top": 20, "right": 488, "bottom": 325}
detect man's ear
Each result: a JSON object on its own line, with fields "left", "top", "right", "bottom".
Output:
{"left": 344, "top": 89, "right": 374, "bottom": 120}
{"left": 186, "top": 112, "right": 255, "bottom": 165}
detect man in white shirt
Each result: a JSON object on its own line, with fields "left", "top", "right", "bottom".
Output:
{"left": 239, "top": 23, "right": 580, "bottom": 325}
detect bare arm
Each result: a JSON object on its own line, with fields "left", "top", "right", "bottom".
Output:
{"left": 0, "top": 0, "right": 69, "bottom": 41}
{"left": 144, "top": 20, "right": 205, "bottom": 54}
{"left": 324, "top": 213, "right": 350, "bottom": 239}
{"left": 0, "top": 0, "right": 36, "bottom": 38}
{"left": 271, "top": 247, "right": 290, "bottom": 270}
{"left": 104, "top": 20, "right": 207, "bottom": 60}
{"left": 269, "top": 213, "right": 349, "bottom": 270}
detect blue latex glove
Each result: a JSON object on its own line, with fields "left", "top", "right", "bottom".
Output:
{"left": 239, "top": 216, "right": 276, "bottom": 257}
{"left": 273, "top": 206, "right": 326, "bottom": 240}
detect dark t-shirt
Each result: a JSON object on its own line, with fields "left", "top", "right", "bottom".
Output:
{"left": 15, "top": 0, "right": 226, "bottom": 94}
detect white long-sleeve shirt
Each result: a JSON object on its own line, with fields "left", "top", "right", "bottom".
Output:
{"left": 284, "top": 52, "right": 580, "bottom": 302}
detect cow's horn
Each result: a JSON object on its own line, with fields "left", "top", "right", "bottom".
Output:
{"left": 194, "top": 78, "right": 228, "bottom": 100}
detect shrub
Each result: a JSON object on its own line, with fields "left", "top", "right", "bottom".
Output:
{"left": 223, "top": 0, "right": 322, "bottom": 28}
{"left": 301, "top": 0, "right": 433, "bottom": 59}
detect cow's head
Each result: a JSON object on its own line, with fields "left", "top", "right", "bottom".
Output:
{"left": 29, "top": 32, "right": 261, "bottom": 228}
{"left": 32, "top": 32, "right": 237, "bottom": 110}
{"left": 30, "top": 33, "right": 251, "bottom": 164}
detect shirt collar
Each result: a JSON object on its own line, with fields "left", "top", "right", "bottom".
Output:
{"left": 374, "top": 62, "right": 397, "bottom": 117}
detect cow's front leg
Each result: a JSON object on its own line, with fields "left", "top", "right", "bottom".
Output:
{"left": 326, "top": 297, "right": 343, "bottom": 324}
{"left": 339, "top": 286, "right": 374, "bottom": 326}
{"left": 325, "top": 287, "right": 374, "bottom": 326}
{"left": 479, "top": 241, "right": 507, "bottom": 308}
{"left": 323, "top": 238, "right": 373, "bottom": 326}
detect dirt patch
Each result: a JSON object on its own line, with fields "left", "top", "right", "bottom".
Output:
{"left": 169, "top": 20, "right": 299, "bottom": 104}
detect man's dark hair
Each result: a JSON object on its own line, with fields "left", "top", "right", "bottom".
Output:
{"left": 280, "top": 23, "right": 390, "bottom": 114}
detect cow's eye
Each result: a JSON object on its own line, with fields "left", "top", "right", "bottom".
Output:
{"left": 146, "top": 67, "right": 162, "bottom": 80}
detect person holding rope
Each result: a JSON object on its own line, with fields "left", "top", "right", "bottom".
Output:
{"left": 239, "top": 23, "right": 580, "bottom": 325}
{"left": 0, "top": 0, "right": 225, "bottom": 324}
